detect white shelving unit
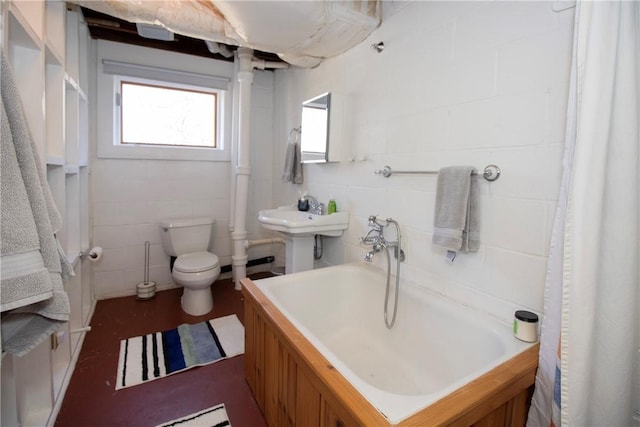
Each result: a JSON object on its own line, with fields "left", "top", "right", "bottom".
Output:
{"left": 1, "top": 2, "right": 94, "bottom": 426}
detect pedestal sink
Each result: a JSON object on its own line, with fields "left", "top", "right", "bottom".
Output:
{"left": 258, "top": 205, "right": 349, "bottom": 274}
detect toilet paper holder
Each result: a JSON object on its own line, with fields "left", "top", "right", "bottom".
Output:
{"left": 80, "top": 246, "right": 103, "bottom": 261}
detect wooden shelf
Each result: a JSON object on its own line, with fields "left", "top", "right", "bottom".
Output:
{"left": 45, "top": 42, "right": 63, "bottom": 67}
{"left": 45, "top": 0, "right": 65, "bottom": 62}
{"left": 64, "top": 73, "right": 79, "bottom": 90}
{"left": 64, "top": 8, "right": 79, "bottom": 83}
{"left": 46, "top": 156, "right": 65, "bottom": 166}
{"left": 1, "top": 3, "right": 93, "bottom": 426}
{"left": 7, "top": 5, "right": 43, "bottom": 51}
{"left": 64, "top": 164, "right": 80, "bottom": 175}
{"left": 45, "top": 58, "right": 65, "bottom": 162}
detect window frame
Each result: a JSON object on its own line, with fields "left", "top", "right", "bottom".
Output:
{"left": 96, "top": 47, "right": 232, "bottom": 162}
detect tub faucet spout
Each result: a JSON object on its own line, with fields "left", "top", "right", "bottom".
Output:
{"left": 361, "top": 228, "right": 380, "bottom": 245}
{"left": 364, "top": 241, "right": 385, "bottom": 262}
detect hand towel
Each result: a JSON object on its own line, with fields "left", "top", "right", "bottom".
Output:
{"left": 281, "top": 141, "right": 303, "bottom": 184}
{"left": 1, "top": 53, "right": 71, "bottom": 356}
{"left": 432, "top": 166, "right": 479, "bottom": 253}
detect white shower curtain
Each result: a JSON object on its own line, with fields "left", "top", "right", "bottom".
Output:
{"left": 528, "top": 1, "right": 639, "bottom": 426}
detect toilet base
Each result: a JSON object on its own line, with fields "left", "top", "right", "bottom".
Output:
{"left": 181, "top": 287, "right": 213, "bottom": 316}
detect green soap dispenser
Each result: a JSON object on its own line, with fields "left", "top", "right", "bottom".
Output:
{"left": 327, "top": 198, "right": 337, "bottom": 214}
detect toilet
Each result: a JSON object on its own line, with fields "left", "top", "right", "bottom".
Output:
{"left": 160, "top": 217, "right": 221, "bottom": 316}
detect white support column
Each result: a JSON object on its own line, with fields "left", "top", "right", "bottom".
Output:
{"left": 231, "top": 47, "right": 254, "bottom": 289}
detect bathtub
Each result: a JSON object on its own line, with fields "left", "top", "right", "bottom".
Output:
{"left": 243, "top": 262, "right": 537, "bottom": 425}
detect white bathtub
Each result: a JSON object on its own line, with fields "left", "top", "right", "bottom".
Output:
{"left": 254, "top": 262, "right": 534, "bottom": 424}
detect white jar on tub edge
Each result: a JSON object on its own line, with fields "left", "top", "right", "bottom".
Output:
{"left": 513, "top": 310, "right": 539, "bottom": 342}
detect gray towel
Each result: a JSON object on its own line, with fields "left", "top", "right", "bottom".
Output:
{"left": 1, "top": 53, "right": 71, "bottom": 356}
{"left": 432, "top": 166, "right": 479, "bottom": 253}
{"left": 281, "top": 142, "right": 303, "bottom": 184}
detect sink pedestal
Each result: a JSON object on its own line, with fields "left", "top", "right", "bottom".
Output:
{"left": 285, "top": 236, "right": 315, "bottom": 274}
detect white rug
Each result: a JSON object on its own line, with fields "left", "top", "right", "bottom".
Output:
{"left": 156, "top": 403, "right": 230, "bottom": 427}
{"left": 116, "top": 314, "right": 244, "bottom": 390}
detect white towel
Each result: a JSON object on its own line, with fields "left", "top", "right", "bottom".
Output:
{"left": 432, "top": 166, "right": 479, "bottom": 253}
{"left": 281, "top": 141, "right": 303, "bottom": 184}
{"left": 1, "top": 53, "right": 71, "bottom": 356}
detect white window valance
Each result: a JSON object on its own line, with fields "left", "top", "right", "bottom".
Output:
{"left": 102, "top": 60, "right": 230, "bottom": 90}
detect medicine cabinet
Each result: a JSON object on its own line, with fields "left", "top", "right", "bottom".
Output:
{"left": 300, "top": 92, "right": 344, "bottom": 163}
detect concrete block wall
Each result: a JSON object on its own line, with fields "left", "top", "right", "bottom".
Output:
{"left": 91, "top": 42, "right": 275, "bottom": 299}
{"left": 271, "top": 1, "right": 575, "bottom": 322}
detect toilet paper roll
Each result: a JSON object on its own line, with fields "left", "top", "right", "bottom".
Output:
{"left": 88, "top": 246, "right": 103, "bottom": 262}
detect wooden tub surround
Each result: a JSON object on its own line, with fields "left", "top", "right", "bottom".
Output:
{"left": 241, "top": 277, "right": 539, "bottom": 426}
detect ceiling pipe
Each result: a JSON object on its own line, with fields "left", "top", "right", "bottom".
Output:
{"left": 135, "top": 22, "right": 174, "bottom": 41}
{"left": 252, "top": 59, "right": 290, "bottom": 70}
{"left": 205, "top": 40, "right": 234, "bottom": 58}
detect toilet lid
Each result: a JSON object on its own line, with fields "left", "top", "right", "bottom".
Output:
{"left": 174, "top": 252, "right": 219, "bottom": 273}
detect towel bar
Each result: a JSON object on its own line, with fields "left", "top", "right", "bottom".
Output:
{"left": 373, "top": 164, "right": 501, "bottom": 181}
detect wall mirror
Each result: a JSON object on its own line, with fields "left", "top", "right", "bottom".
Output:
{"left": 300, "top": 92, "right": 331, "bottom": 163}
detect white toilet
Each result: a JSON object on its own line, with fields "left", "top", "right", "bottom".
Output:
{"left": 160, "top": 217, "right": 221, "bottom": 316}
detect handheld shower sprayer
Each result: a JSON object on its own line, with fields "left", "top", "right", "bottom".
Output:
{"left": 360, "top": 215, "right": 406, "bottom": 328}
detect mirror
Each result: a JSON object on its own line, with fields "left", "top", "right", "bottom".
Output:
{"left": 300, "top": 92, "right": 331, "bottom": 163}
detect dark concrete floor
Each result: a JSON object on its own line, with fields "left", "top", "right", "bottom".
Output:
{"left": 55, "top": 273, "right": 270, "bottom": 427}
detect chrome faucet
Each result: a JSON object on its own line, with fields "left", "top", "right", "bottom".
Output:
{"left": 364, "top": 250, "right": 375, "bottom": 262}
{"left": 304, "top": 195, "right": 323, "bottom": 215}
{"left": 361, "top": 215, "right": 384, "bottom": 248}
{"left": 364, "top": 240, "right": 386, "bottom": 262}
{"left": 361, "top": 228, "right": 380, "bottom": 246}
{"left": 368, "top": 214, "right": 384, "bottom": 231}
{"left": 361, "top": 215, "right": 404, "bottom": 262}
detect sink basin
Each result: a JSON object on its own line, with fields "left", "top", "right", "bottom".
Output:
{"left": 258, "top": 205, "right": 350, "bottom": 274}
{"left": 258, "top": 205, "right": 349, "bottom": 237}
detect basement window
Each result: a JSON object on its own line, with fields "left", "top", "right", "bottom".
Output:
{"left": 98, "top": 57, "right": 231, "bottom": 161}
{"left": 119, "top": 80, "right": 217, "bottom": 148}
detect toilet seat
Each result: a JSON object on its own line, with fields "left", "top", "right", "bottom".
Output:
{"left": 174, "top": 251, "right": 219, "bottom": 273}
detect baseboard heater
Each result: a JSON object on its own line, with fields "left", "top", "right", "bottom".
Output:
{"left": 221, "top": 256, "right": 275, "bottom": 274}
{"left": 170, "top": 256, "right": 275, "bottom": 274}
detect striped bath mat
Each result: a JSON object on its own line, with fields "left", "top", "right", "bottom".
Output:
{"left": 116, "top": 315, "right": 244, "bottom": 390}
{"left": 156, "top": 403, "right": 230, "bottom": 427}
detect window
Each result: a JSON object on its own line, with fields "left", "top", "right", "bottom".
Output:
{"left": 97, "top": 54, "right": 232, "bottom": 161}
{"left": 120, "top": 80, "right": 218, "bottom": 148}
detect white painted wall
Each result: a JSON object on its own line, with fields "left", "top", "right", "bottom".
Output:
{"left": 91, "top": 41, "right": 274, "bottom": 299}
{"left": 270, "top": 1, "right": 575, "bottom": 322}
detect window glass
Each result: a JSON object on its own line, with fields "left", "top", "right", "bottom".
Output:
{"left": 120, "top": 81, "right": 217, "bottom": 148}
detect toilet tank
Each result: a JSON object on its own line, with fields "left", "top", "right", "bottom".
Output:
{"left": 160, "top": 217, "right": 215, "bottom": 256}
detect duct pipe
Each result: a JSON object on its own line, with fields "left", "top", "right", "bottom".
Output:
{"left": 251, "top": 59, "right": 290, "bottom": 70}
{"left": 205, "top": 40, "right": 234, "bottom": 58}
{"left": 231, "top": 47, "right": 254, "bottom": 290}
{"left": 245, "top": 238, "right": 286, "bottom": 248}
